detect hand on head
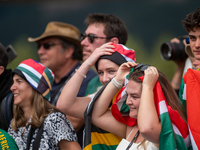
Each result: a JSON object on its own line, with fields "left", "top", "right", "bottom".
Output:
{"left": 115, "top": 62, "right": 137, "bottom": 84}
{"left": 84, "top": 42, "right": 115, "bottom": 67}
{"left": 143, "top": 66, "right": 159, "bottom": 89}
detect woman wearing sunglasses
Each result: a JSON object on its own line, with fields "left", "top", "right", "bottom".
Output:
{"left": 8, "top": 59, "right": 81, "bottom": 150}
{"left": 90, "top": 62, "right": 190, "bottom": 150}
{"left": 57, "top": 42, "right": 135, "bottom": 149}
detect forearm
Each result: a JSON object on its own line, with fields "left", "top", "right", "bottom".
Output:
{"left": 137, "top": 85, "right": 160, "bottom": 144}
{"left": 171, "top": 64, "right": 185, "bottom": 90}
{"left": 92, "top": 81, "right": 119, "bottom": 119}
{"left": 56, "top": 61, "right": 92, "bottom": 115}
{"left": 92, "top": 80, "right": 126, "bottom": 138}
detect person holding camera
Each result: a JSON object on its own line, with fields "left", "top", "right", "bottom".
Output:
{"left": 161, "top": 36, "right": 200, "bottom": 95}
{"left": 0, "top": 43, "right": 14, "bottom": 132}
{"left": 180, "top": 7, "right": 200, "bottom": 149}
{"left": 170, "top": 38, "right": 200, "bottom": 91}
{"left": 169, "top": 38, "right": 189, "bottom": 95}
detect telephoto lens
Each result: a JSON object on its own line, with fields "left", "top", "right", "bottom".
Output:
{"left": 160, "top": 42, "right": 188, "bottom": 61}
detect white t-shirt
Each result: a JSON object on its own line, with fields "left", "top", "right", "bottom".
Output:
{"left": 116, "top": 139, "right": 158, "bottom": 150}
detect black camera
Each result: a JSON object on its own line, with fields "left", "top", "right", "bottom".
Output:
{"left": 5, "top": 45, "right": 17, "bottom": 63}
{"left": 160, "top": 36, "right": 189, "bottom": 61}
{"left": 0, "top": 43, "right": 17, "bottom": 64}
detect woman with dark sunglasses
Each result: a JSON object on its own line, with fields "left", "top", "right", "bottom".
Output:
{"left": 56, "top": 42, "right": 135, "bottom": 149}
{"left": 91, "top": 62, "right": 190, "bottom": 150}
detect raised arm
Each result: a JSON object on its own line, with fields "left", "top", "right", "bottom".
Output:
{"left": 56, "top": 42, "right": 115, "bottom": 118}
{"left": 137, "top": 66, "right": 160, "bottom": 145}
{"left": 170, "top": 38, "right": 187, "bottom": 93}
{"left": 92, "top": 62, "right": 137, "bottom": 138}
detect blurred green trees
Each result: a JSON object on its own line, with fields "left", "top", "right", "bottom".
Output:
{"left": 7, "top": 35, "right": 39, "bottom": 70}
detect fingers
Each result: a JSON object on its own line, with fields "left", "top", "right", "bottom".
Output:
{"left": 144, "top": 66, "right": 158, "bottom": 78}
{"left": 115, "top": 62, "right": 136, "bottom": 83}
{"left": 170, "top": 38, "right": 180, "bottom": 43}
{"left": 145, "top": 66, "right": 158, "bottom": 75}
{"left": 121, "top": 62, "right": 137, "bottom": 68}
{"left": 95, "top": 42, "right": 115, "bottom": 55}
{"left": 182, "top": 39, "right": 187, "bottom": 46}
{"left": 144, "top": 66, "right": 159, "bottom": 87}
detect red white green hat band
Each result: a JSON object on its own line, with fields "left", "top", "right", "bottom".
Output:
{"left": 13, "top": 59, "right": 54, "bottom": 101}
{"left": 95, "top": 43, "right": 135, "bottom": 70}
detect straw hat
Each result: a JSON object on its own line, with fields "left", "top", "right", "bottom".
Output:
{"left": 28, "top": 21, "right": 82, "bottom": 49}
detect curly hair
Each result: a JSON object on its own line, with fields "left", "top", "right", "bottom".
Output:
{"left": 84, "top": 13, "right": 128, "bottom": 45}
{"left": 11, "top": 88, "right": 57, "bottom": 130}
{"left": 182, "top": 7, "right": 200, "bottom": 32}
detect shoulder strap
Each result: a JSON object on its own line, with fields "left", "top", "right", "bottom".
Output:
{"left": 26, "top": 121, "right": 44, "bottom": 150}
{"left": 126, "top": 130, "right": 140, "bottom": 150}
{"left": 32, "top": 110, "right": 60, "bottom": 149}
{"left": 126, "top": 126, "right": 137, "bottom": 139}
{"left": 32, "top": 122, "right": 44, "bottom": 149}
{"left": 26, "top": 127, "right": 35, "bottom": 150}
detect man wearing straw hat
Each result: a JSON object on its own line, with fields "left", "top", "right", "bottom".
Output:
{"left": 28, "top": 21, "right": 97, "bottom": 146}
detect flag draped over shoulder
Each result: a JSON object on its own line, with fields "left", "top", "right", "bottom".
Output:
{"left": 183, "top": 68, "right": 200, "bottom": 149}
{"left": 111, "top": 76, "right": 191, "bottom": 150}
{"left": 111, "top": 78, "right": 137, "bottom": 127}
{"left": 83, "top": 80, "right": 122, "bottom": 150}
{"left": 83, "top": 43, "right": 135, "bottom": 150}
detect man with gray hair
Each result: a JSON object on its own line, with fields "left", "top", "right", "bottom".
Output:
{"left": 28, "top": 22, "right": 97, "bottom": 146}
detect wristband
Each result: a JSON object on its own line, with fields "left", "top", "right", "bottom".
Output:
{"left": 111, "top": 77, "right": 123, "bottom": 89}
{"left": 75, "top": 69, "right": 87, "bottom": 78}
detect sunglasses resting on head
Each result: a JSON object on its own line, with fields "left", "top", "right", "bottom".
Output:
{"left": 134, "top": 63, "right": 150, "bottom": 72}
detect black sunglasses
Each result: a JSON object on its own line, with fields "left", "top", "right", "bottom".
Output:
{"left": 80, "top": 33, "right": 112, "bottom": 43}
{"left": 134, "top": 63, "right": 150, "bottom": 72}
{"left": 37, "top": 43, "right": 62, "bottom": 50}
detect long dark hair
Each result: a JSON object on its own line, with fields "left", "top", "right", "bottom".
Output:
{"left": 128, "top": 69, "right": 187, "bottom": 122}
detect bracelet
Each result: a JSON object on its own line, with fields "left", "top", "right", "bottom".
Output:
{"left": 75, "top": 69, "right": 87, "bottom": 78}
{"left": 111, "top": 77, "right": 123, "bottom": 89}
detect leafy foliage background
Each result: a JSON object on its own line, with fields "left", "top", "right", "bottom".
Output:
{"left": 0, "top": 0, "right": 198, "bottom": 80}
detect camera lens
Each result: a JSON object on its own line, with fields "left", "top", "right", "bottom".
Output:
{"left": 160, "top": 42, "right": 173, "bottom": 60}
{"left": 160, "top": 42, "right": 188, "bottom": 61}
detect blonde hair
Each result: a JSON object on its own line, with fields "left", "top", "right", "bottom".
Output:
{"left": 11, "top": 88, "right": 57, "bottom": 130}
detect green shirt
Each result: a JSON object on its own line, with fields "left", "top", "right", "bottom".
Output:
{"left": 0, "top": 129, "right": 18, "bottom": 150}
{"left": 84, "top": 76, "right": 102, "bottom": 96}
